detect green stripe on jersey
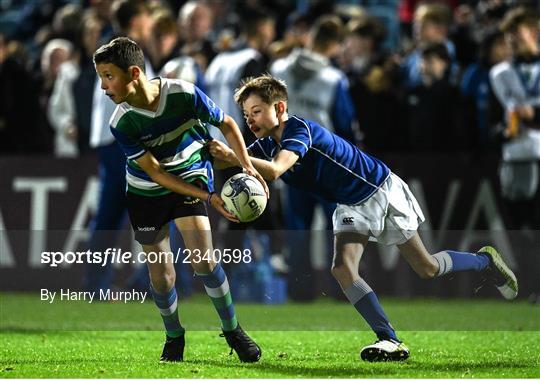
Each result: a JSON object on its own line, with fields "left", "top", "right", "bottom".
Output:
{"left": 111, "top": 80, "right": 216, "bottom": 195}
{"left": 127, "top": 173, "right": 210, "bottom": 197}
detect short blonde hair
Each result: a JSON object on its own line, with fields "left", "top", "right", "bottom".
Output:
{"left": 414, "top": 3, "right": 451, "bottom": 26}
{"left": 234, "top": 74, "right": 288, "bottom": 107}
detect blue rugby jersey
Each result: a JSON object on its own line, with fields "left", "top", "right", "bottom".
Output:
{"left": 248, "top": 116, "right": 390, "bottom": 204}
{"left": 110, "top": 78, "right": 223, "bottom": 196}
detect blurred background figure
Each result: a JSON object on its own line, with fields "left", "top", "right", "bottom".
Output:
{"left": 404, "top": 42, "right": 464, "bottom": 152}
{"left": 205, "top": 5, "right": 285, "bottom": 292}
{"left": 355, "top": 0, "right": 401, "bottom": 53}
{"left": 48, "top": 10, "right": 104, "bottom": 158}
{"left": 460, "top": 29, "right": 510, "bottom": 153}
{"left": 2, "top": 0, "right": 540, "bottom": 304}
{"left": 155, "top": 8, "right": 207, "bottom": 92}
{"left": 84, "top": 0, "right": 154, "bottom": 293}
{"left": 44, "top": 38, "right": 76, "bottom": 157}
{"left": 400, "top": 3, "right": 457, "bottom": 91}
{"left": 271, "top": 14, "right": 356, "bottom": 300}
{"left": 177, "top": 0, "right": 216, "bottom": 72}
{"left": 343, "top": 16, "right": 403, "bottom": 152}
{"left": 206, "top": 5, "right": 276, "bottom": 137}
{"left": 0, "top": 34, "right": 51, "bottom": 154}
{"left": 489, "top": 6, "right": 540, "bottom": 304}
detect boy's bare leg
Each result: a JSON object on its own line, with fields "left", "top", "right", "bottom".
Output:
{"left": 174, "top": 216, "right": 261, "bottom": 362}
{"left": 396, "top": 233, "right": 438, "bottom": 279}
{"left": 397, "top": 232, "right": 517, "bottom": 299}
{"left": 174, "top": 216, "right": 215, "bottom": 274}
{"left": 143, "top": 236, "right": 176, "bottom": 293}
{"left": 332, "top": 232, "right": 409, "bottom": 361}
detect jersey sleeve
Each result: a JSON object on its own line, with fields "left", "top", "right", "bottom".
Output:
{"left": 110, "top": 125, "right": 146, "bottom": 160}
{"left": 280, "top": 119, "right": 312, "bottom": 158}
{"left": 247, "top": 138, "right": 275, "bottom": 160}
{"left": 192, "top": 85, "right": 225, "bottom": 126}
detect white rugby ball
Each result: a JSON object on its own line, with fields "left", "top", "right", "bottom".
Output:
{"left": 221, "top": 173, "right": 267, "bottom": 222}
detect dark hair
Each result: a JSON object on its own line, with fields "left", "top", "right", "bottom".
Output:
{"left": 420, "top": 42, "right": 451, "bottom": 63}
{"left": 311, "top": 15, "right": 345, "bottom": 50}
{"left": 234, "top": 74, "right": 288, "bottom": 107}
{"left": 348, "top": 17, "right": 386, "bottom": 49}
{"left": 93, "top": 36, "right": 145, "bottom": 73}
{"left": 111, "top": 0, "right": 150, "bottom": 33}
{"left": 478, "top": 29, "right": 505, "bottom": 67}
{"left": 241, "top": 7, "right": 275, "bottom": 36}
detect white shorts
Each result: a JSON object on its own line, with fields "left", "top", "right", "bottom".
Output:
{"left": 332, "top": 173, "right": 425, "bottom": 245}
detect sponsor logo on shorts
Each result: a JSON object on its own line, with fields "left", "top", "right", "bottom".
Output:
{"left": 137, "top": 226, "right": 156, "bottom": 231}
{"left": 183, "top": 197, "right": 201, "bottom": 205}
{"left": 342, "top": 217, "right": 354, "bottom": 225}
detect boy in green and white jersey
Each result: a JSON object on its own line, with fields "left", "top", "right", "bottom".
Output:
{"left": 93, "top": 37, "right": 268, "bottom": 363}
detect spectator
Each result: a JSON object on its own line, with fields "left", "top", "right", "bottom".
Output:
{"left": 178, "top": 1, "right": 216, "bottom": 72}
{"left": 343, "top": 16, "right": 403, "bottom": 152}
{"left": 205, "top": 6, "right": 276, "bottom": 142}
{"left": 460, "top": 29, "right": 510, "bottom": 152}
{"left": 268, "top": 11, "right": 313, "bottom": 61}
{"left": 48, "top": 11, "right": 104, "bottom": 157}
{"left": 449, "top": 4, "right": 478, "bottom": 69}
{"left": 85, "top": 0, "right": 155, "bottom": 293}
{"left": 271, "top": 14, "right": 356, "bottom": 300}
{"left": 400, "top": 3, "right": 457, "bottom": 90}
{"left": 148, "top": 8, "right": 180, "bottom": 73}
{"left": 357, "top": 0, "right": 401, "bottom": 53}
{"left": 152, "top": 7, "right": 207, "bottom": 94}
{"left": 489, "top": 6, "right": 540, "bottom": 303}
{"left": 0, "top": 35, "right": 51, "bottom": 154}
{"left": 404, "top": 42, "right": 464, "bottom": 151}
{"left": 205, "top": 6, "right": 284, "bottom": 281}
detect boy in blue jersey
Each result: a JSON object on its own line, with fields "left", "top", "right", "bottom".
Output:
{"left": 208, "top": 74, "right": 518, "bottom": 362}
{"left": 93, "top": 37, "right": 268, "bottom": 363}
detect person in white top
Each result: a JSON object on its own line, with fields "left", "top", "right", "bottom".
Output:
{"left": 489, "top": 6, "right": 540, "bottom": 302}
{"left": 84, "top": 0, "right": 155, "bottom": 292}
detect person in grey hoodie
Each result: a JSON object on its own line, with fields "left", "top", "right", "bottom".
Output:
{"left": 271, "top": 14, "right": 357, "bottom": 300}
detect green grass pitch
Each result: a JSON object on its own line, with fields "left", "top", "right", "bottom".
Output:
{"left": 1, "top": 293, "right": 539, "bottom": 378}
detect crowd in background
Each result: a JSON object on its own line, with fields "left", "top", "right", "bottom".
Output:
{"left": 0, "top": 0, "right": 537, "bottom": 156}
{"left": 1, "top": 0, "right": 539, "bottom": 301}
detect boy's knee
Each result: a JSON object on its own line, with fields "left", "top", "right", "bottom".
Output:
{"left": 191, "top": 260, "right": 215, "bottom": 275}
{"left": 331, "top": 263, "right": 349, "bottom": 280}
{"left": 417, "top": 263, "right": 438, "bottom": 279}
{"left": 151, "top": 271, "right": 176, "bottom": 293}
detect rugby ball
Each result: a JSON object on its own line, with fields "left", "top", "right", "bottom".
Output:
{"left": 221, "top": 173, "right": 267, "bottom": 222}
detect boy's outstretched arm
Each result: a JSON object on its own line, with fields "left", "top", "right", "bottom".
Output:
{"left": 208, "top": 140, "right": 299, "bottom": 181}
{"left": 217, "top": 115, "right": 269, "bottom": 196}
{"left": 136, "top": 151, "right": 239, "bottom": 222}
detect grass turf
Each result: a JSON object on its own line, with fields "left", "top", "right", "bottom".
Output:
{"left": 1, "top": 293, "right": 539, "bottom": 378}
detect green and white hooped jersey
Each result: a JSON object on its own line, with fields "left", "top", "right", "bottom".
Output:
{"left": 110, "top": 78, "right": 224, "bottom": 197}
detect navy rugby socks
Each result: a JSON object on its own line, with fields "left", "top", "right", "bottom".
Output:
{"left": 344, "top": 278, "right": 399, "bottom": 341}
{"left": 432, "top": 250, "right": 489, "bottom": 276}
